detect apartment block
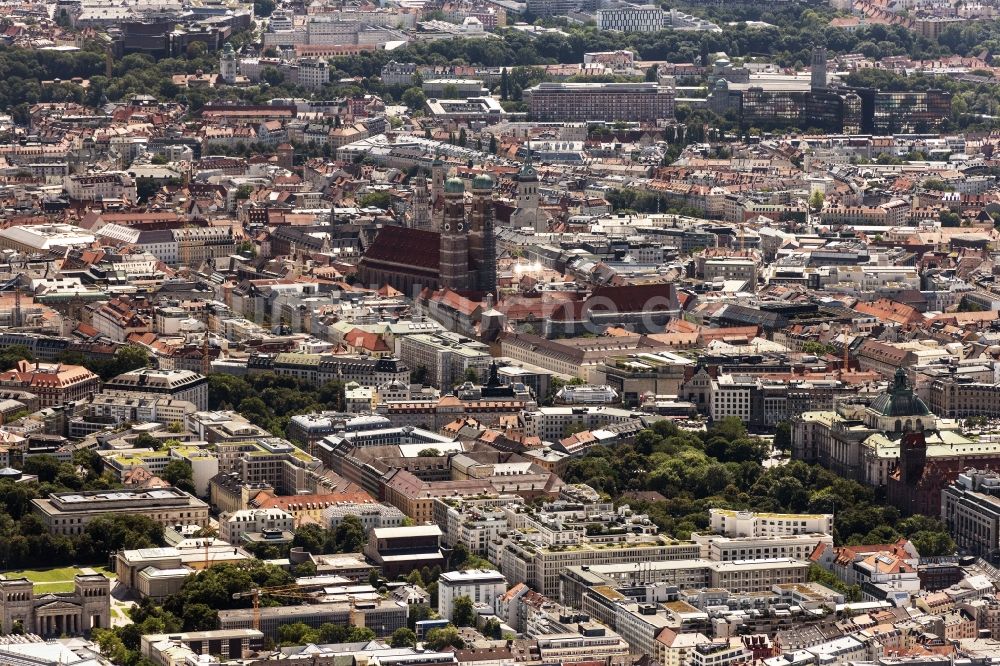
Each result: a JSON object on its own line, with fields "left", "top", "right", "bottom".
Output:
{"left": 709, "top": 509, "right": 833, "bottom": 537}
{"left": 398, "top": 331, "right": 492, "bottom": 389}
{"left": 525, "top": 82, "right": 675, "bottom": 123}
{"left": 692, "top": 532, "right": 833, "bottom": 562}
{"left": 437, "top": 569, "right": 507, "bottom": 621}
{"left": 941, "top": 469, "right": 1000, "bottom": 561}
{"left": 219, "top": 507, "right": 295, "bottom": 545}
{"left": 102, "top": 368, "right": 208, "bottom": 411}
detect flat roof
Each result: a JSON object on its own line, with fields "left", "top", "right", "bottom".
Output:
{"left": 439, "top": 569, "right": 505, "bottom": 583}
{"left": 371, "top": 525, "right": 442, "bottom": 539}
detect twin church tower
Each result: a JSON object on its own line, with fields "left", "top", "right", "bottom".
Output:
{"left": 358, "top": 156, "right": 512, "bottom": 295}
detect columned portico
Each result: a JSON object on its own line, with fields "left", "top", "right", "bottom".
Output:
{"left": 38, "top": 608, "right": 82, "bottom": 636}
{"left": 0, "top": 574, "right": 110, "bottom": 638}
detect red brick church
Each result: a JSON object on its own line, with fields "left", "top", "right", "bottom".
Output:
{"left": 358, "top": 174, "right": 497, "bottom": 296}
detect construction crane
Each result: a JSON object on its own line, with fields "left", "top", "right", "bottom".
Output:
{"left": 232, "top": 585, "right": 319, "bottom": 632}
{"left": 178, "top": 224, "right": 192, "bottom": 272}
{"left": 201, "top": 302, "right": 212, "bottom": 376}
{"left": 840, "top": 325, "right": 851, "bottom": 378}
{"left": 0, "top": 275, "right": 24, "bottom": 328}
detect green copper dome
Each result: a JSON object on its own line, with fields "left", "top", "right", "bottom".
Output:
{"left": 472, "top": 173, "right": 494, "bottom": 190}
{"left": 444, "top": 177, "right": 465, "bottom": 194}
{"left": 517, "top": 159, "right": 537, "bottom": 182}
{"left": 869, "top": 368, "right": 930, "bottom": 417}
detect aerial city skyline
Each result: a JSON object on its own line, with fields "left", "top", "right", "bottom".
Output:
{"left": 0, "top": 0, "right": 997, "bottom": 664}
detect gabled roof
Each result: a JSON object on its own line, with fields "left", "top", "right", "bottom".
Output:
{"left": 361, "top": 225, "right": 440, "bottom": 272}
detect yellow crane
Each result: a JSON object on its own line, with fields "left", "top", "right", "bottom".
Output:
{"left": 840, "top": 325, "right": 851, "bottom": 378}
{"left": 0, "top": 275, "right": 24, "bottom": 328}
{"left": 201, "top": 302, "right": 212, "bottom": 376}
{"left": 232, "top": 585, "right": 318, "bottom": 632}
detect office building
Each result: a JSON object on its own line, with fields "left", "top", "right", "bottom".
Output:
{"left": 554, "top": 384, "right": 619, "bottom": 405}
{"left": 116, "top": 544, "right": 253, "bottom": 600}
{"left": 364, "top": 525, "right": 445, "bottom": 578}
{"left": 398, "top": 331, "right": 493, "bottom": 389}
{"left": 247, "top": 353, "right": 410, "bottom": 388}
{"left": 929, "top": 378, "right": 1000, "bottom": 419}
{"left": 433, "top": 494, "right": 521, "bottom": 556}
{"left": 692, "top": 532, "right": 833, "bottom": 562}
{"left": 525, "top": 82, "right": 675, "bottom": 122}
{"left": 525, "top": 0, "right": 587, "bottom": 17}
{"left": 709, "top": 509, "right": 834, "bottom": 537}
{"left": 942, "top": 469, "right": 1000, "bottom": 562}
{"left": 560, "top": 559, "right": 811, "bottom": 608}
{"left": 286, "top": 413, "right": 392, "bottom": 448}
{"left": 437, "top": 569, "right": 507, "bottom": 621}
{"left": 219, "top": 508, "right": 295, "bottom": 545}
{"left": 501, "top": 536, "right": 699, "bottom": 598}
{"left": 141, "top": 629, "right": 264, "bottom": 664}
{"left": 102, "top": 368, "right": 209, "bottom": 410}
{"left": 103, "top": 445, "right": 218, "bottom": 497}
{"left": 873, "top": 89, "right": 952, "bottom": 134}
{"left": 324, "top": 501, "right": 406, "bottom": 534}
{"left": 596, "top": 5, "right": 666, "bottom": 31}
{"left": 689, "top": 640, "right": 753, "bottom": 666}
{"left": 64, "top": 172, "right": 136, "bottom": 202}
{"left": 218, "top": 600, "right": 409, "bottom": 640}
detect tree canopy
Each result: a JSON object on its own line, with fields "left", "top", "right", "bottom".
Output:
{"left": 0, "top": 460, "right": 138, "bottom": 569}
{"left": 209, "top": 373, "right": 345, "bottom": 438}
{"left": 161, "top": 561, "right": 294, "bottom": 631}
{"left": 566, "top": 418, "right": 954, "bottom": 551}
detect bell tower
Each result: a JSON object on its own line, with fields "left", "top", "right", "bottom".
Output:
{"left": 439, "top": 177, "right": 470, "bottom": 291}
{"left": 511, "top": 151, "right": 541, "bottom": 231}
{"left": 431, "top": 152, "right": 445, "bottom": 230}
{"left": 811, "top": 45, "right": 827, "bottom": 91}
{"left": 411, "top": 174, "right": 431, "bottom": 230}
{"left": 469, "top": 173, "right": 496, "bottom": 294}
{"left": 220, "top": 42, "right": 238, "bottom": 85}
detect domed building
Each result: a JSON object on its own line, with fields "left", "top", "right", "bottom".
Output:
{"left": 792, "top": 367, "right": 961, "bottom": 489}
{"left": 358, "top": 171, "right": 497, "bottom": 294}
{"left": 864, "top": 368, "right": 934, "bottom": 434}
{"left": 792, "top": 366, "right": 1000, "bottom": 518}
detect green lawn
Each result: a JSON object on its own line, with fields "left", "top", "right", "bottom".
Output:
{"left": 1, "top": 566, "right": 116, "bottom": 594}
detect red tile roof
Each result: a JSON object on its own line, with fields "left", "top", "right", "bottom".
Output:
{"left": 363, "top": 226, "right": 440, "bottom": 272}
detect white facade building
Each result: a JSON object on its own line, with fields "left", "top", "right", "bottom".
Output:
{"left": 220, "top": 508, "right": 294, "bottom": 545}
{"left": 296, "top": 59, "right": 330, "bottom": 90}
{"left": 710, "top": 374, "right": 753, "bottom": 422}
{"left": 554, "top": 384, "right": 619, "bottom": 405}
{"left": 596, "top": 5, "right": 666, "bottom": 31}
{"left": 438, "top": 569, "right": 507, "bottom": 621}
{"left": 323, "top": 501, "right": 406, "bottom": 534}
{"left": 65, "top": 172, "right": 136, "bottom": 202}
{"left": 709, "top": 509, "right": 834, "bottom": 537}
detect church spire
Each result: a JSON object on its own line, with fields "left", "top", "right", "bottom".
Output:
{"left": 411, "top": 174, "right": 431, "bottom": 230}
